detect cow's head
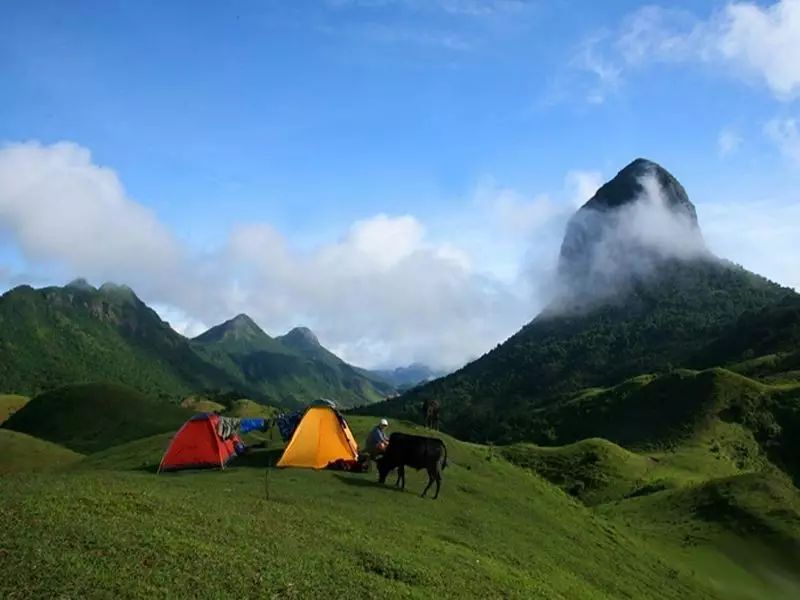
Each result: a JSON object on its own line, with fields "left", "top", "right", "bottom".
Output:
{"left": 376, "top": 456, "right": 393, "bottom": 483}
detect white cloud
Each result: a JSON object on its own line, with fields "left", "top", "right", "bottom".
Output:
{"left": 221, "top": 214, "right": 525, "bottom": 369}
{"left": 764, "top": 117, "right": 800, "bottom": 163}
{"left": 0, "top": 141, "right": 182, "bottom": 290}
{"left": 476, "top": 169, "right": 602, "bottom": 236}
{"left": 575, "top": 0, "right": 800, "bottom": 102}
{"left": 716, "top": 0, "right": 800, "bottom": 100}
{"left": 718, "top": 127, "right": 743, "bottom": 156}
{"left": 571, "top": 34, "right": 624, "bottom": 104}
{"left": 151, "top": 304, "right": 210, "bottom": 339}
{"left": 475, "top": 182, "right": 559, "bottom": 235}
{"left": 565, "top": 169, "right": 603, "bottom": 207}
{"left": 699, "top": 199, "right": 800, "bottom": 291}
{"left": 0, "top": 141, "right": 533, "bottom": 370}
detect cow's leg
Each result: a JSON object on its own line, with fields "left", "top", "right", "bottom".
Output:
{"left": 421, "top": 466, "right": 436, "bottom": 498}
{"left": 395, "top": 465, "right": 405, "bottom": 489}
{"left": 433, "top": 468, "right": 442, "bottom": 499}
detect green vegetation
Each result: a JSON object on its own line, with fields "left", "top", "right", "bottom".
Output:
{"left": 602, "top": 473, "right": 800, "bottom": 598}
{"left": 0, "top": 394, "right": 29, "bottom": 424}
{"left": 0, "top": 282, "right": 394, "bottom": 408}
{"left": 2, "top": 383, "right": 192, "bottom": 454}
{"left": 0, "top": 282, "right": 245, "bottom": 400}
{"left": 2, "top": 416, "right": 798, "bottom": 598}
{"left": 194, "top": 323, "right": 394, "bottom": 409}
{"left": 500, "top": 418, "right": 779, "bottom": 506}
{"left": 501, "top": 438, "right": 653, "bottom": 505}
{"left": 0, "top": 429, "right": 83, "bottom": 474}
{"left": 180, "top": 395, "right": 227, "bottom": 413}
{"left": 366, "top": 261, "right": 798, "bottom": 444}
{"left": 224, "top": 398, "right": 279, "bottom": 418}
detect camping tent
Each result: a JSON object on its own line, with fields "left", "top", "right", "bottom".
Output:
{"left": 158, "top": 413, "right": 239, "bottom": 473}
{"left": 277, "top": 404, "right": 359, "bottom": 469}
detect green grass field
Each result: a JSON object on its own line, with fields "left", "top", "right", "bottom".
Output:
{"left": 0, "top": 429, "right": 83, "bottom": 474}
{"left": 2, "top": 411, "right": 800, "bottom": 598}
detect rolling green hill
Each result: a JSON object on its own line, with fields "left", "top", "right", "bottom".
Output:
{"left": 2, "top": 416, "right": 799, "bottom": 598}
{"left": 223, "top": 398, "right": 279, "bottom": 418}
{"left": 0, "top": 429, "right": 83, "bottom": 474}
{"left": 2, "top": 383, "right": 192, "bottom": 453}
{"left": 505, "top": 368, "right": 800, "bottom": 484}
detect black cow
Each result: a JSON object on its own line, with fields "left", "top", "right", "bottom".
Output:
{"left": 376, "top": 432, "right": 448, "bottom": 499}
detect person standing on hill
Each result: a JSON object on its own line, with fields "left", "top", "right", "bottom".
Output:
{"left": 365, "top": 418, "right": 390, "bottom": 456}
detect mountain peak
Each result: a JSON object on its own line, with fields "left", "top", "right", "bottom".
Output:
{"left": 579, "top": 158, "right": 696, "bottom": 218}
{"left": 230, "top": 313, "right": 257, "bottom": 328}
{"left": 282, "top": 326, "right": 320, "bottom": 347}
{"left": 66, "top": 278, "right": 96, "bottom": 292}
{"left": 557, "top": 158, "right": 708, "bottom": 299}
{"left": 193, "top": 313, "right": 268, "bottom": 344}
{"left": 98, "top": 282, "right": 139, "bottom": 303}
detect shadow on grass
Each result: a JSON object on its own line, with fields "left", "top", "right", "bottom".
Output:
{"left": 234, "top": 448, "right": 283, "bottom": 469}
{"left": 333, "top": 473, "right": 404, "bottom": 492}
{"left": 139, "top": 448, "right": 283, "bottom": 474}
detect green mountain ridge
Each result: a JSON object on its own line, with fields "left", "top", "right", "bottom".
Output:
{"left": 192, "top": 321, "right": 395, "bottom": 408}
{"left": 0, "top": 282, "right": 395, "bottom": 408}
{"left": 0, "top": 282, "right": 244, "bottom": 400}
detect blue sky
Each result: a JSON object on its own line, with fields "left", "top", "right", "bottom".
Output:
{"left": 1, "top": 0, "right": 800, "bottom": 368}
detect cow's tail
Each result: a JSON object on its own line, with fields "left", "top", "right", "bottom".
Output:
{"left": 441, "top": 442, "right": 448, "bottom": 471}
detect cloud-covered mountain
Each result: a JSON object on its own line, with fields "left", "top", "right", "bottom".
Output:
{"left": 361, "top": 159, "right": 798, "bottom": 442}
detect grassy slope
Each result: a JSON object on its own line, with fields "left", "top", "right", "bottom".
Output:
{"left": 3, "top": 417, "right": 799, "bottom": 597}
{"left": 0, "top": 394, "right": 29, "bottom": 424}
{"left": 224, "top": 399, "right": 279, "bottom": 418}
{"left": 2, "top": 383, "right": 192, "bottom": 454}
{"left": 482, "top": 368, "right": 800, "bottom": 486}
{"left": 180, "top": 395, "right": 227, "bottom": 413}
{"left": 601, "top": 473, "right": 800, "bottom": 599}
{"left": 0, "top": 429, "right": 83, "bottom": 474}
{"left": 0, "top": 417, "right": 721, "bottom": 599}
{"left": 501, "top": 419, "right": 777, "bottom": 505}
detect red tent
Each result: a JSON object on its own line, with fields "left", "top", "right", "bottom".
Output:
{"left": 158, "top": 413, "right": 239, "bottom": 473}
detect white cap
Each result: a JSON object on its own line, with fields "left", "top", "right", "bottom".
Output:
{"left": 380, "top": 418, "right": 389, "bottom": 427}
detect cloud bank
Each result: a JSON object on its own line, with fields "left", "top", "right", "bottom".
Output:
{"left": 576, "top": 0, "right": 800, "bottom": 102}
{"left": 0, "top": 141, "right": 537, "bottom": 370}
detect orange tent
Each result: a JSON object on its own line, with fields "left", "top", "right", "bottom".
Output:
{"left": 158, "top": 413, "right": 239, "bottom": 472}
{"left": 277, "top": 405, "right": 358, "bottom": 469}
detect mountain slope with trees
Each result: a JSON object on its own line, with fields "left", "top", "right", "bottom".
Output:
{"left": 0, "top": 281, "right": 394, "bottom": 407}
{"left": 192, "top": 321, "right": 393, "bottom": 408}
{"left": 0, "top": 280, "right": 243, "bottom": 400}
{"left": 361, "top": 159, "right": 800, "bottom": 445}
